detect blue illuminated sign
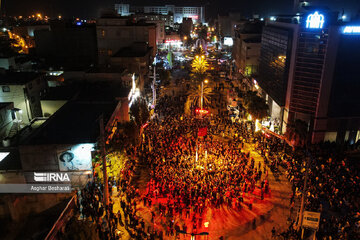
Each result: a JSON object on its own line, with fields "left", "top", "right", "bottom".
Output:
{"left": 306, "top": 11, "right": 325, "bottom": 29}
{"left": 76, "top": 22, "right": 82, "bottom": 26}
{"left": 343, "top": 26, "right": 360, "bottom": 34}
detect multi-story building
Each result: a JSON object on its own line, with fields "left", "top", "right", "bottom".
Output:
{"left": 258, "top": 22, "right": 297, "bottom": 131}
{"left": 96, "top": 17, "right": 157, "bottom": 65}
{"left": 239, "top": 37, "right": 261, "bottom": 76}
{"left": 257, "top": 11, "right": 360, "bottom": 144}
{"left": 115, "top": 3, "right": 205, "bottom": 24}
{"left": 34, "top": 20, "right": 98, "bottom": 69}
{"left": 0, "top": 72, "right": 47, "bottom": 125}
{"left": 233, "top": 21, "right": 263, "bottom": 77}
{"left": 131, "top": 12, "right": 174, "bottom": 28}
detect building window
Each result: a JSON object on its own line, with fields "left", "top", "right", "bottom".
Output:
{"left": 101, "top": 29, "right": 106, "bottom": 37}
{"left": 2, "top": 86, "right": 10, "bottom": 92}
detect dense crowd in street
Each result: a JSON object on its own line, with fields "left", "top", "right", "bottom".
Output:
{"left": 254, "top": 133, "right": 360, "bottom": 239}
{"left": 136, "top": 95, "right": 270, "bottom": 237}
{"left": 75, "top": 156, "right": 160, "bottom": 240}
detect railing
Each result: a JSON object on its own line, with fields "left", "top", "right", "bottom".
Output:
{"left": 44, "top": 194, "right": 77, "bottom": 240}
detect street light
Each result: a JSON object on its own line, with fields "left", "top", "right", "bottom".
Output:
{"left": 201, "top": 79, "right": 209, "bottom": 109}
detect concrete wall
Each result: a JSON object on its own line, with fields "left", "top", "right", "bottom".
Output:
{"left": 0, "top": 85, "right": 30, "bottom": 123}
{"left": 97, "top": 20, "right": 157, "bottom": 65}
{"left": 40, "top": 100, "right": 67, "bottom": 117}
{"left": 0, "top": 103, "right": 14, "bottom": 139}
{"left": 1, "top": 193, "right": 72, "bottom": 221}
{"left": 20, "top": 145, "right": 61, "bottom": 172}
{"left": 0, "top": 57, "right": 16, "bottom": 70}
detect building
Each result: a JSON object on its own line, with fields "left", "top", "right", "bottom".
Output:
{"left": 0, "top": 102, "right": 14, "bottom": 140}
{"left": 233, "top": 21, "right": 263, "bottom": 76}
{"left": 239, "top": 37, "right": 261, "bottom": 76}
{"left": 0, "top": 72, "right": 47, "bottom": 125}
{"left": 96, "top": 17, "right": 156, "bottom": 65}
{"left": 257, "top": 11, "right": 360, "bottom": 144}
{"left": 258, "top": 21, "right": 297, "bottom": 132}
{"left": 217, "top": 12, "right": 242, "bottom": 38}
{"left": 132, "top": 12, "right": 174, "bottom": 28}
{"left": 34, "top": 20, "right": 98, "bottom": 69}
{"left": 115, "top": 3, "right": 205, "bottom": 24}
{"left": 180, "top": 18, "right": 193, "bottom": 36}
{"left": 111, "top": 43, "right": 153, "bottom": 92}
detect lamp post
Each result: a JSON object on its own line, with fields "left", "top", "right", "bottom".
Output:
{"left": 201, "top": 79, "right": 209, "bottom": 110}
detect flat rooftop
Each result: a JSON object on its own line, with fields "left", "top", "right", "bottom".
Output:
{"left": 0, "top": 72, "right": 44, "bottom": 85}
{"left": 113, "top": 46, "right": 152, "bottom": 58}
{"left": 22, "top": 101, "right": 118, "bottom": 145}
{"left": 0, "top": 148, "right": 21, "bottom": 170}
{"left": 41, "top": 86, "right": 79, "bottom": 101}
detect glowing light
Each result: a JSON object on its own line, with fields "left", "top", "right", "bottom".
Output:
{"left": 0, "top": 152, "right": 10, "bottom": 162}
{"left": 195, "top": 109, "right": 209, "bottom": 114}
{"left": 204, "top": 79, "right": 209, "bottom": 84}
{"left": 270, "top": 16, "right": 276, "bottom": 21}
{"left": 306, "top": 11, "right": 325, "bottom": 29}
{"left": 128, "top": 74, "right": 140, "bottom": 107}
{"left": 343, "top": 26, "right": 360, "bottom": 34}
{"left": 224, "top": 37, "right": 233, "bottom": 46}
{"left": 165, "top": 39, "right": 180, "bottom": 43}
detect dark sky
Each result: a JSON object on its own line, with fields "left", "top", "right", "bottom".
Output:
{"left": 3, "top": 0, "right": 360, "bottom": 19}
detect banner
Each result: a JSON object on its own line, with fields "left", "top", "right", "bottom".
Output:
{"left": 198, "top": 127, "right": 207, "bottom": 137}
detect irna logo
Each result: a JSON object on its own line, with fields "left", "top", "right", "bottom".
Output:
{"left": 34, "top": 172, "right": 71, "bottom": 182}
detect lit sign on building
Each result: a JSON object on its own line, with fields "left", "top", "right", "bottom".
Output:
{"left": 165, "top": 39, "right": 180, "bottom": 43}
{"left": 306, "top": 11, "right": 325, "bottom": 29}
{"left": 188, "top": 15, "right": 199, "bottom": 20}
{"left": 342, "top": 26, "right": 360, "bottom": 34}
{"left": 224, "top": 37, "right": 233, "bottom": 46}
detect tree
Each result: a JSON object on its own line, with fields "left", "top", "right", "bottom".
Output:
{"left": 242, "top": 91, "right": 268, "bottom": 121}
{"left": 190, "top": 54, "right": 209, "bottom": 85}
{"left": 193, "top": 46, "right": 205, "bottom": 56}
{"left": 285, "top": 119, "right": 308, "bottom": 147}
{"left": 187, "top": 84, "right": 213, "bottom": 108}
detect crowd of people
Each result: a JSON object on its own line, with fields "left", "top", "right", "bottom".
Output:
{"left": 136, "top": 95, "right": 270, "bottom": 237}
{"left": 73, "top": 155, "right": 167, "bottom": 240}
{"left": 253, "top": 131, "right": 360, "bottom": 239}
{"left": 66, "top": 87, "right": 360, "bottom": 240}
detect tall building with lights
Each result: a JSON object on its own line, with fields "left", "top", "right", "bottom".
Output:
{"left": 257, "top": 10, "right": 360, "bottom": 144}
{"left": 115, "top": 3, "right": 205, "bottom": 24}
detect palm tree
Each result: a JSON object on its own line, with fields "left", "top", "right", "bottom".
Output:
{"left": 193, "top": 46, "right": 205, "bottom": 56}
{"left": 187, "top": 84, "right": 213, "bottom": 108}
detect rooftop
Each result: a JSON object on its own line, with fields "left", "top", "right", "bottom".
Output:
{"left": 41, "top": 86, "right": 79, "bottom": 101}
{"left": 0, "top": 72, "right": 44, "bottom": 85}
{"left": 113, "top": 46, "right": 152, "bottom": 58}
{"left": 0, "top": 148, "right": 21, "bottom": 170}
{"left": 22, "top": 101, "right": 118, "bottom": 145}
{"left": 74, "top": 82, "right": 130, "bottom": 101}
{"left": 243, "top": 37, "right": 262, "bottom": 43}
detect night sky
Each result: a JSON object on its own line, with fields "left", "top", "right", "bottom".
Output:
{"left": 3, "top": 0, "right": 360, "bottom": 19}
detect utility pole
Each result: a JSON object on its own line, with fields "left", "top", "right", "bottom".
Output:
{"left": 201, "top": 81, "right": 204, "bottom": 110}
{"left": 99, "top": 115, "right": 109, "bottom": 206}
{"left": 153, "top": 61, "right": 156, "bottom": 107}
